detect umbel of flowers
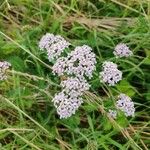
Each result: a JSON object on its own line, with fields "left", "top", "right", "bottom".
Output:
{"left": 99, "top": 61, "right": 122, "bottom": 86}
{"left": 0, "top": 61, "right": 11, "bottom": 81}
{"left": 39, "top": 33, "right": 135, "bottom": 119}
{"left": 108, "top": 93, "right": 135, "bottom": 119}
{"left": 39, "top": 33, "right": 96, "bottom": 118}
{"left": 114, "top": 43, "right": 133, "bottom": 58}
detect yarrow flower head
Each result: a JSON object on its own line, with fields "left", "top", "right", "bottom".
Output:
{"left": 108, "top": 109, "right": 117, "bottom": 119}
{"left": 116, "top": 94, "right": 135, "bottom": 117}
{"left": 114, "top": 43, "right": 133, "bottom": 58}
{"left": 65, "top": 45, "right": 96, "bottom": 79}
{"left": 99, "top": 61, "right": 122, "bottom": 86}
{"left": 61, "top": 77, "right": 90, "bottom": 96}
{"left": 52, "top": 45, "right": 96, "bottom": 79}
{"left": 52, "top": 77, "right": 90, "bottom": 119}
{"left": 39, "top": 33, "right": 137, "bottom": 120}
{"left": 52, "top": 90, "right": 83, "bottom": 119}
{"left": 50, "top": 43, "right": 96, "bottom": 118}
{"left": 39, "top": 33, "right": 70, "bottom": 60}
{"left": 0, "top": 61, "right": 11, "bottom": 81}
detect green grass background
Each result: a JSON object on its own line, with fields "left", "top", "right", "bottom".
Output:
{"left": 0, "top": 0, "right": 150, "bottom": 149}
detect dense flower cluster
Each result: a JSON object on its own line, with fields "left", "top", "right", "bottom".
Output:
{"left": 114, "top": 43, "right": 133, "bottom": 58}
{"left": 108, "top": 109, "right": 117, "bottom": 119}
{"left": 52, "top": 45, "right": 96, "bottom": 79}
{"left": 53, "top": 77, "right": 90, "bottom": 118}
{"left": 52, "top": 90, "right": 83, "bottom": 119}
{"left": 52, "top": 45, "right": 96, "bottom": 118}
{"left": 39, "top": 33, "right": 135, "bottom": 119}
{"left": 39, "top": 33, "right": 70, "bottom": 60}
{"left": 0, "top": 61, "right": 11, "bottom": 81}
{"left": 65, "top": 45, "right": 96, "bottom": 79}
{"left": 39, "top": 33, "right": 96, "bottom": 118}
{"left": 99, "top": 61, "right": 122, "bottom": 86}
{"left": 116, "top": 94, "right": 135, "bottom": 117}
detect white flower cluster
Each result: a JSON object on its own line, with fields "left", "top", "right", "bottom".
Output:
{"left": 53, "top": 77, "right": 90, "bottom": 119}
{"left": 38, "top": 33, "right": 137, "bottom": 120}
{"left": 114, "top": 43, "right": 133, "bottom": 58}
{"left": 65, "top": 45, "right": 96, "bottom": 79}
{"left": 0, "top": 61, "right": 11, "bottom": 81}
{"left": 99, "top": 61, "right": 122, "bottom": 86}
{"left": 39, "top": 33, "right": 96, "bottom": 119}
{"left": 51, "top": 45, "right": 96, "bottom": 118}
{"left": 39, "top": 33, "right": 70, "bottom": 60}
{"left": 52, "top": 45, "right": 96, "bottom": 79}
{"left": 116, "top": 94, "right": 135, "bottom": 117}
{"left": 108, "top": 109, "right": 117, "bottom": 119}
{"left": 52, "top": 90, "right": 83, "bottom": 119}
{"left": 107, "top": 94, "right": 135, "bottom": 119}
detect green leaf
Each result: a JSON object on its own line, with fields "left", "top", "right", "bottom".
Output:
{"left": 116, "top": 112, "right": 128, "bottom": 128}
{"left": 116, "top": 80, "right": 135, "bottom": 96}
{"left": 142, "top": 57, "right": 150, "bottom": 65}
{"left": 8, "top": 56, "right": 25, "bottom": 72}
{"left": 83, "top": 104, "right": 97, "bottom": 113}
{"left": 1, "top": 42, "right": 18, "bottom": 54}
{"left": 62, "top": 115, "right": 80, "bottom": 129}
{"left": 102, "top": 116, "right": 112, "bottom": 131}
